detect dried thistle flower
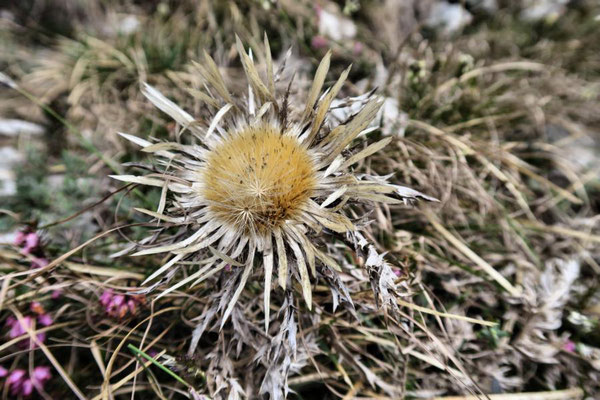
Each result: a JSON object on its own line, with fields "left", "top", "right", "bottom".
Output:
{"left": 112, "top": 36, "right": 432, "bottom": 329}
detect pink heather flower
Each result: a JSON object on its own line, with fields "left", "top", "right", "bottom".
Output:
{"left": 112, "top": 294, "right": 125, "bottom": 307}
{"left": 31, "top": 257, "right": 49, "bottom": 269}
{"left": 127, "top": 299, "right": 137, "bottom": 315}
{"left": 0, "top": 365, "right": 7, "bottom": 377}
{"left": 99, "top": 289, "right": 114, "bottom": 307}
{"left": 22, "top": 233, "right": 40, "bottom": 255}
{"left": 7, "top": 369, "right": 26, "bottom": 385}
{"left": 100, "top": 289, "right": 145, "bottom": 319}
{"left": 38, "top": 314, "right": 53, "bottom": 327}
{"left": 5, "top": 367, "right": 51, "bottom": 397}
{"left": 14, "top": 231, "right": 27, "bottom": 247}
{"left": 7, "top": 369, "right": 27, "bottom": 396}
{"left": 6, "top": 315, "right": 46, "bottom": 348}
{"left": 51, "top": 290, "right": 62, "bottom": 300}
{"left": 311, "top": 35, "right": 328, "bottom": 50}
{"left": 7, "top": 315, "right": 32, "bottom": 337}
{"left": 353, "top": 42, "right": 363, "bottom": 56}
{"left": 32, "top": 366, "right": 52, "bottom": 385}
{"left": 563, "top": 339, "right": 576, "bottom": 353}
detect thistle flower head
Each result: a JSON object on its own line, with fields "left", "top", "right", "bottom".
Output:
{"left": 112, "top": 36, "right": 433, "bottom": 329}
{"left": 201, "top": 123, "right": 316, "bottom": 236}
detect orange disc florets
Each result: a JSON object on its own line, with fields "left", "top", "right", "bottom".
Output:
{"left": 201, "top": 124, "right": 316, "bottom": 235}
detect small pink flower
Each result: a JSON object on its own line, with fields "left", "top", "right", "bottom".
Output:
{"left": 100, "top": 290, "right": 145, "bottom": 319}
{"left": 5, "top": 366, "right": 51, "bottom": 397}
{"left": 14, "top": 231, "right": 27, "bottom": 247}
{"left": 353, "top": 42, "right": 363, "bottom": 56}
{"left": 32, "top": 366, "right": 52, "bottom": 384}
{"left": 5, "top": 316, "right": 16, "bottom": 328}
{"left": 0, "top": 365, "right": 7, "bottom": 377}
{"left": 99, "top": 289, "right": 114, "bottom": 307}
{"left": 563, "top": 339, "right": 576, "bottom": 353}
{"left": 22, "top": 233, "right": 40, "bottom": 255}
{"left": 127, "top": 299, "right": 137, "bottom": 315}
{"left": 311, "top": 35, "right": 328, "bottom": 49}
{"left": 38, "top": 314, "right": 53, "bottom": 327}
{"left": 112, "top": 294, "right": 125, "bottom": 307}
{"left": 51, "top": 290, "right": 62, "bottom": 300}
{"left": 31, "top": 257, "right": 49, "bottom": 269}
{"left": 8, "top": 316, "right": 32, "bottom": 338}
{"left": 7, "top": 369, "right": 26, "bottom": 385}
{"left": 22, "top": 379, "right": 34, "bottom": 396}
{"left": 6, "top": 315, "right": 46, "bottom": 348}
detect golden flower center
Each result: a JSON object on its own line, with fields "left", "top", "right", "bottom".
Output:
{"left": 201, "top": 124, "right": 316, "bottom": 235}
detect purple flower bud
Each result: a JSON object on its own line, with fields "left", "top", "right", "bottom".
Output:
{"left": 7, "top": 369, "right": 26, "bottom": 385}
{"left": 31, "top": 257, "right": 49, "bottom": 269}
{"left": 112, "top": 294, "right": 125, "bottom": 307}
{"left": 99, "top": 289, "right": 113, "bottom": 307}
{"left": 311, "top": 35, "right": 328, "bottom": 50}
{"left": 5, "top": 316, "right": 16, "bottom": 328}
{"left": 38, "top": 314, "right": 53, "bottom": 327}
{"left": 32, "top": 366, "right": 52, "bottom": 384}
{"left": 0, "top": 365, "right": 7, "bottom": 377}
{"left": 25, "top": 233, "right": 39, "bottom": 248}
{"left": 5, "top": 366, "right": 52, "bottom": 397}
{"left": 9, "top": 316, "right": 32, "bottom": 338}
{"left": 563, "top": 340, "right": 576, "bottom": 353}
{"left": 21, "top": 379, "right": 33, "bottom": 396}
{"left": 14, "top": 231, "right": 27, "bottom": 246}
{"left": 100, "top": 290, "right": 144, "bottom": 319}
{"left": 22, "top": 233, "right": 40, "bottom": 254}
{"left": 353, "top": 42, "right": 363, "bottom": 56}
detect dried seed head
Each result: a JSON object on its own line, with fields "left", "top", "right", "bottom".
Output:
{"left": 200, "top": 123, "right": 316, "bottom": 236}
{"left": 113, "top": 38, "right": 435, "bottom": 328}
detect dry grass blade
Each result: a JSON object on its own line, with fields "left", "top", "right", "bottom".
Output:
{"left": 436, "top": 61, "right": 548, "bottom": 97}
{"left": 100, "top": 307, "right": 180, "bottom": 399}
{"left": 64, "top": 262, "right": 144, "bottom": 280}
{"left": 423, "top": 208, "right": 522, "bottom": 297}
{"left": 91, "top": 350, "right": 167, "bottom": 400}
{"left": 396, "top": 298, "right": 497, "bottom": 327}
{"left": 432, "top": 388, "right": 584, "bottom": 400}
{"left": 91, "top": 340, "right": 107, "bottom": 377}
{"left": 519, "top": 220, "right": 600, "bottom": 244}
